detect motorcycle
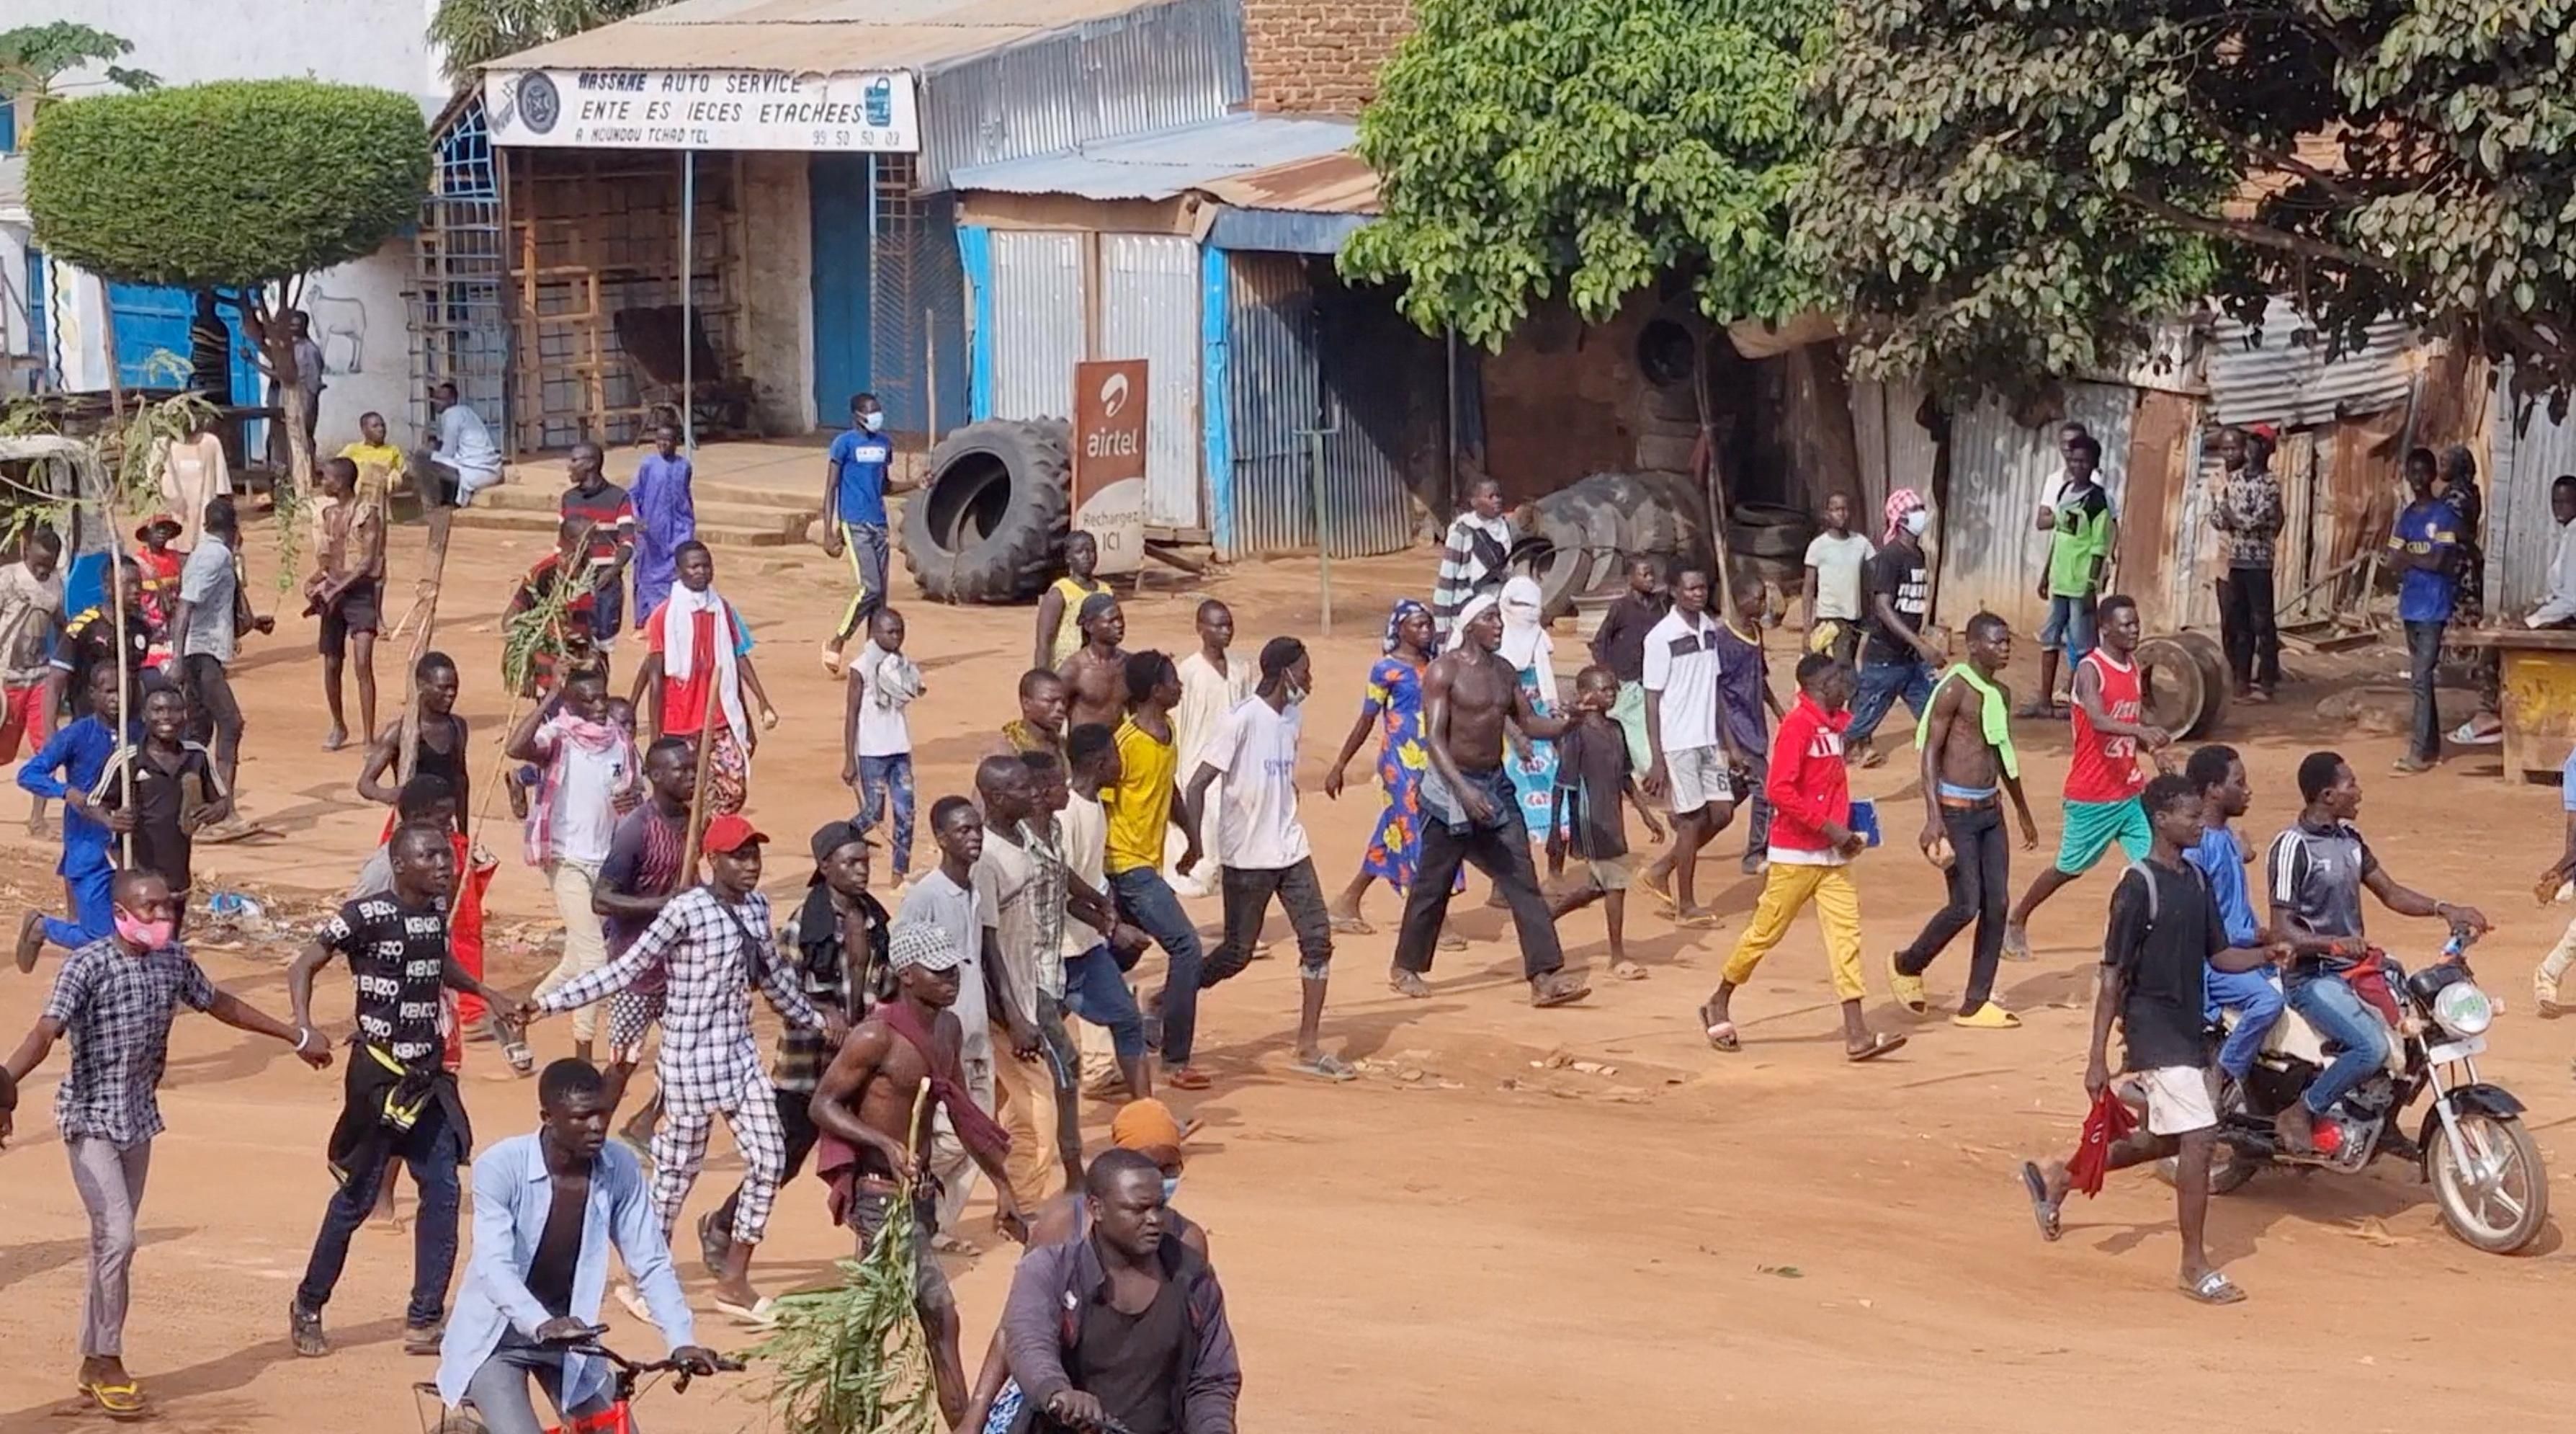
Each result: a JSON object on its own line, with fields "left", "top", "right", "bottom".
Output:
{"left": 2170, "top": 932, "right": 2547, "bottom": 1255}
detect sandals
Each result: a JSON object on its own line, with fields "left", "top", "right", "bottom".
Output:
{"left": 1607, "top": 959, "right": 1648, "bottom": 981}
{"left": 715, "top": 1296, "right": 779, "bottom": 1328}
{"left": 1671, "top": 907, "right": 1722, "bottom": 930}
{"left": 1164, "top": 1065, "right": 1212, "bottom": 1092}
{"left": 79, "top": 1381, "right": 148, "bottom": 1422}
{"left": 1529, "top": 972, "right": 1591, "bottom": 1007}
{"left": 1388, "top": 970, "right": 1433, "bottom": 999}
{"left": 1701, "top": 1002, "right": 1741, "bottom": 1052}
{"left": 1328, "top": 913, "right": 1374, "bottom": 936}
{"left": 697, "top": 1211, "right": 731, "bottom": 1278}
{"left": 1845, "top": 1032, "right": 1908, "bottom": 1062}
{"left": 1888, "top": 953, "right": 1928, "bottom": 1015}
{"left": 1951, "top": 1002, "right": 2021, "bottom": 1030}
{"left": 1289, "top": 1052, "right": 1359, "bottom": 1082}
{"left": 2019, "top": 1162, "right": 2062, "bottom": 1242}
{"left": 2179, "top": 1269, "right": 2247, "bottom": 1305}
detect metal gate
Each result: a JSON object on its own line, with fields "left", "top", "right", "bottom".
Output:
{"left": 986, "top": 231, "right": 1084, "bottom": 423}
{"left": 1099, "top": 233, "right": 1202, "bottom": 530}
{"left": 1223, "top": 251, "right": 1414, "bottom": 559}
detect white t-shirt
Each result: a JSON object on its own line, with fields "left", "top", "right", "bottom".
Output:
{"left": 972, "top": 834, "right": 1042, "bottom": 1020}
{"left": 1202, "top": 697, "right": 1310, "bottom": 870}
{"left": 436, "top": 402, "right": 503, "bottom": 479}
{"left": 1641, "top": 607, "right": 1722, "bottom": 752}
{"left": 853, "top": 642, "right": 914, "bottom": 757}
{"left": 533, "top": 716, "right": 632, "bottom": 865}
{"left": 1802, "top": 531, "right": 1875, "bottom": 622}
{"left": 1060, "top": 792, "right": 1108, "bottom": 958}
{"left": 897, "top": 870, "right": 990, "bottom": 1060}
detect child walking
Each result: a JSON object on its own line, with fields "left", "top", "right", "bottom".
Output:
{"left": 845, "top": 606, "right": 922, "bottom": 879}
{"left": 1547, "top": 667, "right": 1665, "bottom": 979}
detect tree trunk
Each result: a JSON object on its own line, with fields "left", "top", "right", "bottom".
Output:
{"left": 269, "top": 342, "right": 317, "bottom": 501}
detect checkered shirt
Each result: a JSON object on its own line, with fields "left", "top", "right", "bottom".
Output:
{"left": 540, "top": 886, "right": 823, "bottom": 1115}
{"left": 1019, "top": 818, "right": 1068, "bottom": 1001}
{"left": 42, "top": 936, "right": 218, "bottom": 1145}
{"left": 770, "top": 887, "right": 879, "bottom": 1095}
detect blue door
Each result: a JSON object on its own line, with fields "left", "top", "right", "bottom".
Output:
{"left": 107, "top": 282, "right": 194, "bottom": 390}
{"left": 809, "top": 152, "right": 876, "bottom": 427}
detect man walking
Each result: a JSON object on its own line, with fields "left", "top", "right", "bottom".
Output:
{"left": 1634, "top": 565, "right": 1734, "bottom": 927}
{"left": 635, "top": 542, "right": 777, "bottom": 815}
{"left": 2, "top": 869, "right": 328, "bottom": 1418}
{"left": 1844, "top": 489, "right": 1943, "bottom": 766}
{"left": 15, "top": 663, "right": 136, "bottom": 969}
{"left": 511, "top": 670, "right": 638, "bottom": 1066}
{"left": 1185, "top": 636, "right": 1353, "bottom": 1081}
{"left": 1057, "top": 594, "right": 1130, "bottom": 735}
{"left": 171, "top": 495, "right": 270, "bottom": 801}
{"left": 1103, "top": 654, "right": 1212, "bottom": 1087}
{"left": 1892, "top": 613, "right": 2039, "bottom": 1028}
{"left": 592, "top": 737, "right": 695, "bottom": 1157}
{"left": 1389, "top": 596, "right": 1590, "bottom": 1008}
{"left": 1171, "top": 600, "right": 1253, "bottom": 899}
{"left": 822, "top": 392, "right": 895, "bottom": 674}
{"left": 434, "top": 1059, "right": 718, "bottom": 1434}
{"left": 630, "top": 423, "right": 695, "bottom": 623}
{"left": 898, "top": 796, "right": 1022, "bottom": 1244}
{"left": 2210, "top": 426, "right": 2284, "bottom": 703}
{"left": 996, "top": 668, "right": 1072, "bottom": 765}
{"left": 2003, "top": 594, "right": 2168, "bottom": 961}
{"left": 1431, "top": 476, "right": 1514, "bottom": 643}
{"left": 1801, "top": 491, "right": 1874, "bottom": 663}
{"left": 289, "top": 823, "right": 528, "bottom": 1358}
{"left": 532, "top": 814, "right": 833, "bottom": 1323}
{"left": 558, "top": 444, "right": 638, "bottom": 643}
{"left": 975, "top": 757, "right": 1080, "bottom": 1206}
{"left": 1586, "top": 554, "right": 1667, "bottom": 775}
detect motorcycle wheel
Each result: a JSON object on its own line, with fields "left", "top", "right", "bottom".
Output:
{"left": 2424, "top": 1112, "right": 2549, "bottom": 1255}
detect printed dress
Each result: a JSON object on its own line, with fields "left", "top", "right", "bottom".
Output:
{"left": 1359, "top": 655, "right": 1434, "bottom": 889}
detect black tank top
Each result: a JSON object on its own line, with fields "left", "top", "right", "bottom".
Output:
{"left": 411, "top": 716, "right": 465, "bottom": 788}
{"left": 1069, "top": 1271, "right": 1186, "bottom": 1434}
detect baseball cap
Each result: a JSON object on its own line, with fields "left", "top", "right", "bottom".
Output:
{"left": 808, "top": 819, "right": 872, "bottom": 866}
{"left": 888, "top": 922, "right": 963, "bottom": 973}
{"left": 701, "top": 814, "right": 769, "bottom": 855}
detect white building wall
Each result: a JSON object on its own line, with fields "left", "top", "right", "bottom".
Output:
{"left": 31, "top": 0, "right": 449, "bottom": 450}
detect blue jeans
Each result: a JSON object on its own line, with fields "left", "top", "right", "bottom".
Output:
{"left": 295, "top": 1098, "right": 461, "bottom": 1327}
{"left": 1060, "top": 943, "right": 1147, "bottom": 1062}
{"left": 2284, "top": 971, "right": 2389, "bottom": 1116}
{"left": 44, "top": 856, "right": 114, "bottom": 950}
{"left": 855, "top": 752, "right": 916, "bottom": 878}
{"left": 1109, "top": 868, "right": 1207, "bottom": 1067}
{"left": 2204, "top": 966, "right": 2286, "bottom": 1080}
{"left": 2039, "top": 593, "right": 2098, "bottom": 659}
{"left": 1846, "top": 651, "right": 1935, "bottom": 745}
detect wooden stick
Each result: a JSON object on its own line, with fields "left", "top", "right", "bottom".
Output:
{"left": 678, "top": 695, "right": 720, "bottom": 879}
{"left": 395, "top": 507, "right": 455, "bottom": 785}
{"left": 99, "top": 489, "right": 135, "bottom": 868}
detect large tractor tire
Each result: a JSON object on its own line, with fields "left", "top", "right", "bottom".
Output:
{"left": 900, "top": 419, "right": 1073, "bottom": 603}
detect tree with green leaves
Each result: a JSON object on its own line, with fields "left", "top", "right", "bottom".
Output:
{"left": 1341, "top": 0, "right": 1829, "bottom": 348}
{"left": 24, "top": 79, "right": 430, "bottom": 498}
{"left": 0, "top": 22, "right": 157, "bottom": 108}
{"left": 429, "top": 0, "right": 677, "bottom": 82}
{"left": 1799, "top": 0, "right": 2576, "bottom": 401}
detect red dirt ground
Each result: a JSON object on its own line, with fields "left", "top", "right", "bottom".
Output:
{"left": 0, "top": 503, "right": 2571, "bottom": 1434}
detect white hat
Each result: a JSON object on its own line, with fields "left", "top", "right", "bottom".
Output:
{"left": 889, "top": 922, "right": 962, "bottom": 973}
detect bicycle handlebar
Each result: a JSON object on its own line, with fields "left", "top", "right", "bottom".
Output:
{"left": 545, "top": 1327, "right": 744, "bottom": 1392}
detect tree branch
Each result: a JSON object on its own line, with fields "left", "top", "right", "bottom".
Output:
{"left": 2108, "top": 184, "right": 2395, "bottom": 275}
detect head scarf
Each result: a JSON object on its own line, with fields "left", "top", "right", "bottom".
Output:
{"left": 1383, "top": 597, "right": 1430, "bottom": 655}
{"left": 1446, "top": 591, "right": 1502, "bottom": 656}
{"left": 1110, "top": 1097, "right": 1184, "bottom": 1154}
{"left": 1495, "top": 574, "right": 1555, "bottom": 696}
{"left": 1884, "top": 487, "right": 1926, "bottom": 545}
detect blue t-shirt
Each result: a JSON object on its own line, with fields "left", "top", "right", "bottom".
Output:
{"left": 828, "top": 427, "right": 895, "bottom": 527}
{"left": 2184, "top": 823, "right": 2261, "bottom": 948}
{"left": 2389, "top": 499, "right": 2459, "bottom": 624}
{"left": 2561, "top": 748, "right": 2576, "bottom": 813}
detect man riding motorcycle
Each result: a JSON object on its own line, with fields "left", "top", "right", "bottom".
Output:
{"left": 2263, "top": 751, "right": 2489, "bottom": 1157}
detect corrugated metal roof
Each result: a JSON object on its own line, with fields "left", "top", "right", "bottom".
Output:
{"left": 2206, "top": 295, "right": 2417, "bottom": 428}
{"left": 949, "top": 115, "right": 1356, "bottom": 200}
{"left": 1196, "top": 151, "right": 1379, "bottom": 215}
{"left": 486, "top": 0, "right": 1174, "bottom": 75}
{"left": 2487, "top": 376, "right": 2575, "bottom": 616}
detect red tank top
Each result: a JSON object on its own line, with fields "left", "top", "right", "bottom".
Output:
{"left": 2065, "top": 650, "right": 2146, "bottom": 802}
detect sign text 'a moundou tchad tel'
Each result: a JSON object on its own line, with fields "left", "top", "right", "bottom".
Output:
{"left": 482, "top": 68, "right": 921, "bottom": 153}
{"left": 1072, "top": 360, "right": 1149, "bottom": 577}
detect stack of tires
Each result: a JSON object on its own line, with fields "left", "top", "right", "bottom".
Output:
{"left": 897, "top": 419, "right": 1075, "bottom": 603}
{"left": 1520, "top": 471, "right": 1715, "bottom": 619}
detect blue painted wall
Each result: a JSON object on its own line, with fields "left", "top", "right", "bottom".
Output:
{"left": 957, "top": 225, "right": 995, "bottom": 422}
{"left": 1200, "top": 246, "right": 1234, "bottom": 555}
{"left": 808, "top": 153, "right": 877, "bottom": 426}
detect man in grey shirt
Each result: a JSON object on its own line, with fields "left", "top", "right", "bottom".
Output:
{"left": 171, "top": 496, "right": 271, "bottom": 798}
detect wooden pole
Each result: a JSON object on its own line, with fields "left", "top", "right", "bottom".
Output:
{"left": 99, "top": 490, "right": 135, "bottom": 867}
{"left": 1694, "top": 334, "right": 1739, "bottom": 620}
{"left": 677, "top": 699, "right": 720, "bottom": 880}
{"left": 394, "top": 507, "right": 455, "bottom": 785}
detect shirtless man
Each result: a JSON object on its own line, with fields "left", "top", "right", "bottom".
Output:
{"left": 1891, "top": 613, "right": 2040, "bottom": 1028}
{"left": 1389, "top": 595, "right": 1590, "bottom": 1007}
{"left": 810, "top": 923, "right": 1024, "bottom": 1426}
{"left": 1055, "top": 594, "right": 1129, "bottom": 734}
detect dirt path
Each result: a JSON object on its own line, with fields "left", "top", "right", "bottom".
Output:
{"left": 0, "top": 509, "right": 2571, "bottom": 1433}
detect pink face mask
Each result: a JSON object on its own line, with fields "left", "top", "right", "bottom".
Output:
{"left": 113, "top": 909, "right": 174, "bottom": 951}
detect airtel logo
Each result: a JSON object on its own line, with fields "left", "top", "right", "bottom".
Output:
{"left": 1099, "top": 372, "right": 1131, "bottom": 417}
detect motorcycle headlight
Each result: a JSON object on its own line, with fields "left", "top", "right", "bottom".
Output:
{"left": 2432, "top": 980, "right": 2495, "bottom": 1036}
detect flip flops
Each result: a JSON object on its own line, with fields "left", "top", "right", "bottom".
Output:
{"left": 614, "top": 1281, "right": 653, "bottom": 1322}
{"left": 79, "top": 1381, "right": 148, "bottom": 1421}
{"left": 1845, "top": 1032, "right": 1908, "bottom": 1062}
{"left": 2180, "top": 1269, "right": 2247, "bottom": 1305}
{"left": 1289, "top": 1052, "right": 1359, "bottom": 1082}
{"left": 715, "top": 1296, "right": 779, "bottom": 1329}
{"left": 1701, "top": 1002, "right": 1741, "bottom": 1052}
{"left": 2019, "top": 1161, "right": 2062, "bottom": 1242}
{"left": 1529, "top": 972, "right": 1591, "bottom": 1007}
{"left": 1888, "top": 953, "right": 1928, "bottom": 1015}
{"left": 1951, "top": 1002, "right": 2021, "bottom": 1030}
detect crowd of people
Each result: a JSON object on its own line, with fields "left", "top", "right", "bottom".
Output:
{"left": 0, "top": 385, "right": 2549, "bottom": 1433}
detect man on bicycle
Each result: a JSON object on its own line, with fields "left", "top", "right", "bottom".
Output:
{"left": 435, "top": 1059, "right": 718, "bottom": 1434}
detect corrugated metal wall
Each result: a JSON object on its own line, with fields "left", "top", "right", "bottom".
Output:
{"left": 916, "top": 0, "right": 1249, "bottom": 191}
{"left": 987, "top": 230, "right": 1084, "bottom": 420}
{"left": 1848, "top": 375, "right": 1938, "bottom": 524}
{"left": 2488, "top": 393, "right": 2576, "bottom": 615}
{"left": 1936, "top": 383, "right": 2138, "bottom": 632}
{"left": 1223, "top": 252, "right": 1415, "bottom": 560}
{"left": 1099, "top": 233, "right": 1203, "bottom": 529}
{"left": 2208, "top": 297, "right": 2415, "bottom": 428}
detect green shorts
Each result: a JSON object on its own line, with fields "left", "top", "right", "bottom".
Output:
{"left": 2055, "top": 796, "right": 2151, "bottom": 876}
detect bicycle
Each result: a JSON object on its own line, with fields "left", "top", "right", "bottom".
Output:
{"left": 412, "top": 1328, "right": 742, "bottom": 1434}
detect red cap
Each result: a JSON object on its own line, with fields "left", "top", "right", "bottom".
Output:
{"left": 701, "top": 814, "right": 769, "bottom": 854}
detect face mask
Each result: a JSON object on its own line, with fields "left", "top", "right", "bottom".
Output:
{"left": 1161, "top": 1175, "right": 1182, "bottom": 1203}
{"left": 859, "top": 411, "right": 885, "bottom": 432}
{"left": 114, "top": 909, "right": 174, "bottom": 950}
{"left": 1283, "top": 680, "right": 1309, "bottom": 708}
{"left": 1902, "top": 509, "right": 1931, "bottom": 536}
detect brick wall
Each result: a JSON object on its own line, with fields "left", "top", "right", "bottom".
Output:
{"left": 1242, "top": 0, "right": 1415, "bottom": 115}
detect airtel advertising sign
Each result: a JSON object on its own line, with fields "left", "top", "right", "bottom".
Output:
{"left": 1071, "top": 359, "right": 1148, "bottom": 576}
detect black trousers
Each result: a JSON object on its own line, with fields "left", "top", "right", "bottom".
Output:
{"left": 2405, "top": 618, "right": 2446, "bottom": 762}
{"left": 1392, "top": 803, "right": 1564, "bottom": 981}
{"left": 1205, "top": 858, "right": 1333, "bottom": 987}
{"left": 1895, "top": 802, "right": 2008, "bottom": 1012}
{"left": 2217, "top": 566, "right": 2281, "bottom": 692}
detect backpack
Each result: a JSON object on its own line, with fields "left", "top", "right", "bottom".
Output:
{"left": 2126, "top": 858, "right": 2209, "bottom": 931}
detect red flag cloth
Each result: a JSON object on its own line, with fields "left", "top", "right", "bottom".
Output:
{"left": 2067, "top": 1084, "right": 2138, "bottom": 1197}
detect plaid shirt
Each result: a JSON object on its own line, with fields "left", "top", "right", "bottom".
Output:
{"left": 43, "top": 936, "right": 218, "bottom": 1145}
{"left": 771, "top": 884, "right": 886, "bottom": 1093}
{"left": 540, "top": 887, "right": 823, "bottom": 1115}
{"left": 2212, "top": 467, "right": 2285, "bottom": 569}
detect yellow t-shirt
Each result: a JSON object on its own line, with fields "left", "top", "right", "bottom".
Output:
{"left": 1104, "top": 716, "right": 1178, "bottom": 875}
{"left": 339, "top": 441, "right": 406, "bottom": 501}
{"left": 1048, "top": 574, "right": 1111, "bottom": 670}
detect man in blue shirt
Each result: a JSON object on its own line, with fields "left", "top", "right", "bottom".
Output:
{"left": 2389, "top": 447, "right": 2460, "bottom": 773}
{"left": 14, "top": 663, "right": 138, "bottom": 971}
{"left": 2181, "top": 744, "right": 2283, "bottom": 1086}
{"left": 437, "top": 1059, "right": 715, "bottom": 1434}
{"left": 822, "top": 392, "right": 894, "bottom": 677}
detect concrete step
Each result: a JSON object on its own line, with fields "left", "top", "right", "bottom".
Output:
{"left": 490, "top": 468, "right": 822, "bottom": 513}
{"left": 447, "top": 506, "right": 792, "bottom": 548}
{"left": 473, "top": 483, "right": 810, "bottom": 535}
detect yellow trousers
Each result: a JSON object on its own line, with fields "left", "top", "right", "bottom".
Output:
{"left": 991, "top": 1030, "right": 1065, "bottom": 1210}
{"left": 1722, "top": 861, "right": 1866, "bottom": 1002}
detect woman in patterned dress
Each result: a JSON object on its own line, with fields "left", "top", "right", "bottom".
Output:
{"left": 1323, "top": 598, "right": 1446, "bottom": 934}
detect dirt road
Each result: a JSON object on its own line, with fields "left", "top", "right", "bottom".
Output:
{"left": 0, "top": 505, "right": 2570, "bottom": 1434}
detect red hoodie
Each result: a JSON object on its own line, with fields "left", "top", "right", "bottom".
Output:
{"left": 1764, "top": 692, "right": 1853, "bottom": 858}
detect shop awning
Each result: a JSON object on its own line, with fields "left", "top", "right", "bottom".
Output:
{"left": 949, "top": 115, "right": 1357, "bottom": 202}
{"left": 1199, "top": 151, "right": 1379, "bottom": 254}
